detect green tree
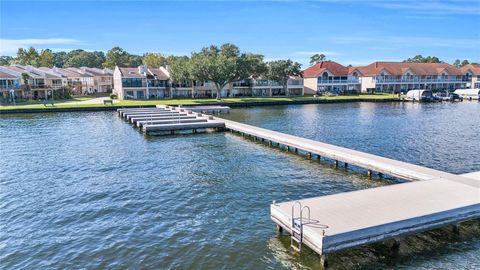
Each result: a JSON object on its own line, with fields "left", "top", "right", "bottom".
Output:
{"left": 16, "top": 47, "right": 40, "bottom": 66}
{"left": 39, "top": 49, "right": 54, "bottom": 67}
{"left": 461, "top": 60, "right": 470, "bottom": 67}
{"left": 404, "top": 55, "right": 442, "bottom": 63}
{"left": 453, "top": 59, "right": 461, "bottom": 67}
{"left": 266, "top": 60, "right": 302, "bottom": 96}
{"left": 0, "top": 56, "right": 14, "bottom": 65}
{"left": 63, "top": 50, "right": 105, "bottom": 68}
{"left": 191, "top": 43, "right": 261, "bottom": 99}
{"left": 310, "top": 53, "right": 326, "bottom": 65}
{"left": 168, "top": 56, "right": 195, "bottom": 97}
{"left": 143, "top": 53, "right": 167, "bottom": 67}
{"left": 52, "top": 51, "right": 67, "bottom": 67}
{"left": 128, "top": 54, "right": 143, "bottom": 67}
{"left": 104, "top": 47, "right": 131, "bottom": 68}
{"left": 21, "top": 73, "right": 31, "bottom": 95}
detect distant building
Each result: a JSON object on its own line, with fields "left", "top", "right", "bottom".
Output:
{"left": 67, "top": 67, "right": 113, "bottom": 93}
{"left": 114, "top": 65, "right": 304, "bottom": 100}
{"left": 113, "top": 66, "right": 170, "bottom": 99}
{"left": 303, "top": 61, "right": 361, "bottom": 95}
{"left": 303, "top": 61, "right": 470, "bottom": 95}
{"left": 461, "top": 64, "right": 480, "bottom": 89}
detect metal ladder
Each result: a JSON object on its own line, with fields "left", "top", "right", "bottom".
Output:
{"left": 291, "top": 201, "right": 311, "bottom": 252}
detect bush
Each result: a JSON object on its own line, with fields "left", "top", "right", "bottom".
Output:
{"left": 110, "top": 94, "right": 118, "bottom": 99}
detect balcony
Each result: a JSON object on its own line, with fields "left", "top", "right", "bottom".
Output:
{"left": 375, "top": 77, "right": 467, "bottom": 83}
{"left": 318, "top": 79, "right": 360, "bottom": 84}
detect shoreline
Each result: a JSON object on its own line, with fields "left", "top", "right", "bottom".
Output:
{"left": 0, "top": 97, "right": 398, "bottom": 114}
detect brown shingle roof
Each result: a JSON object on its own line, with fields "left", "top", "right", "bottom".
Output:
{"left": 119, "top": 67, "right": 144, "bottom": 78}
{"left": 0, "top": 70, "right": 17, "bottom": 79}
{"left": 148, "top": 68, "right": 169, "bottom": 80}
{"left": 357, "top": 62, "right": 462, "bottom": 76}
{"left": 461, "top": 64, "right": 480, "bottom": 75}
{"left": 303, "top": 61, "right": 350, "bottom": 77}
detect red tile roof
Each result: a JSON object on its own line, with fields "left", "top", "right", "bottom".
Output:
{"left": 303, "top": 61, "right": 350, "bottom": 77}
{"left": 461, "top": 64, "right": 480, "bottom": 75}
{"left": 357, "top": 62, "right": 463, "bottom": 76}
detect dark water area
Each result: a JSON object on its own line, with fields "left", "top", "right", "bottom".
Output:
{"left": 1, "top": 102, "right": 479, "bottom": 269}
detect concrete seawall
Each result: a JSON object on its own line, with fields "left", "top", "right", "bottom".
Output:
{"left": 0, "top": 98, "right": 397, "bottom": 114}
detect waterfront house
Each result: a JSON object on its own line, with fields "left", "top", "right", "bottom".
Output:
{"left": 303, "top": 61, "right": 469, "bottom": 95}
{"left": 303, "top": 61, "right": 361, "bottom": 95}
{"left": 68, "top": 67, "right": 113, "bottom": 93}
{"left": 357, "top": 62, "right": 467, "bottom": 93}
{"left": 113, "top": 66, "right": 170, "bottom": 99}
{"left": 114, "top": 65, "right": 304, "bottom": 100}
{"left": 461, "top": 64, "right": 480, "bottom": 89}
{"left": 0, "top": 70, "right": 22, "bottom": 99}
{"left": 0, "top": 65, "right": 64, "bottom": 99}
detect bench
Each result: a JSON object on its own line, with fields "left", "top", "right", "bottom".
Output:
{"left": 43, "top": 100, "right": 54, "bottom": 106}
{"left": 103, "top": 99, "right": 114, "bottom": 105}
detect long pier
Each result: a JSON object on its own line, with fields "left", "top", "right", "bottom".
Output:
{"left": 217, "top": 117, "right": 480, "bottom": 266}
{"left": 221, "top": 118, "right": 476, "bottom": 183}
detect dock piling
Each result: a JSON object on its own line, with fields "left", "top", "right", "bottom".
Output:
{"left": 320, "top": 255, "right": 328, "bottom": 268}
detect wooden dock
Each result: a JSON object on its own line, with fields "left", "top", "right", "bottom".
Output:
{"left": 117, "top": 107, "right": 225, "bottom": 135}
{"left": 156, "top": 105, "right": 230, "bottom": 114}
{"left": 221, "top": 118, "right": 471, "bottom": 182}
{"left": 215, "top": 117, "right": 480, "bottom": 265}
{"left": 270, "top": 171, "right": 479, "bottom": 266}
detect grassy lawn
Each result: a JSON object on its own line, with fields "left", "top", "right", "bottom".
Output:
{"left": 0, "top": 94, "right": 396, "bottom": 111}
{"left": 1, "top": 97, "right": 92, "bottom": 106}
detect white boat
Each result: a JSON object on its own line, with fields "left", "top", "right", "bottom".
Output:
{"left": 453, "top": 89, "right": 480, "bottom": 100}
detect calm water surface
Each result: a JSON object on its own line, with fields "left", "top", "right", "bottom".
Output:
{"left": 1, "top": 102, "right": 479, "bottom": 269}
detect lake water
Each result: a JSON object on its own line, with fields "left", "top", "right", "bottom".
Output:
{"left": 1, "top": 102, "right": 479, "bottom": 269}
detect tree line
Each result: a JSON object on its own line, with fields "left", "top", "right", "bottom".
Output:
{"left": 307, "top": 54, "right": 477, "bottom": 68}
{"left": 0, "top": 44, "right": 303, "bottom": 99}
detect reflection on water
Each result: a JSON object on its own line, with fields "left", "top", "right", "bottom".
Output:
{"left": 1, "top": 102, "right": 479, "bottom": 269}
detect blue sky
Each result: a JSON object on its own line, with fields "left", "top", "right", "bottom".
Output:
{"left": 1, "top": 0, "right": 479, "bottom": 67}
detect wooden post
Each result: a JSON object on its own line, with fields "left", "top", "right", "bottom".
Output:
{"left": 335, "top": 160, "right": 339, "bottom": 167}
{"left": 295, "top": 148, "right": 298, "bottom": 154}
{"left": 344, "top": 162, "right": 348, "bottom": 168}
{"left": 320, "top": 254, "right": 328, "bottom": 268}
{"left": 368, "top": 169, "right": 373, "bottom": 177}
{"left": 452, "top": 224, "right": 460, "bottom": 234}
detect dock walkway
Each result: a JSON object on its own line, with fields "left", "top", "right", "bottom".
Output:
{"left": 221, "top": 118, "right": 477, "bottom": 184}
{"left": 216, "top": 117, "right": 480, "bottom": 265}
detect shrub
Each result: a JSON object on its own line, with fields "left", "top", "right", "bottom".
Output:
{"left": 110, "top": 94, "right": 118, "bottom": 99}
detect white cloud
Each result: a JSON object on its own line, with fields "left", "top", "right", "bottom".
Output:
{"left": 0, "top": 38, "right": 80, "bottom": 55}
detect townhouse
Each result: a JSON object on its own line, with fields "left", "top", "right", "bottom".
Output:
{"left": 461, "top": 64, "right": 480, "bottom": 89}
{"left": 304, "top": 61, "right": 471, "bottom": 95}
{"left": 113, "top": 65, "right": 304, "bottom": 100}
{"left": 356, "top": 62, "right": 467, "bottom": 93}
{"left": 113, "top": 66, "right": 170, "bottom": 99}
{"left": 0, "top": 65, "right": 64, "bottom": 99}
{"left": 303, "top": 61, "right": 361, "bottom": 95}
{"left": 0, "top": 70, "right": 22, "bottom": 99}
{"left": 67, "top": 67, "right": 113, "bottom": 93}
